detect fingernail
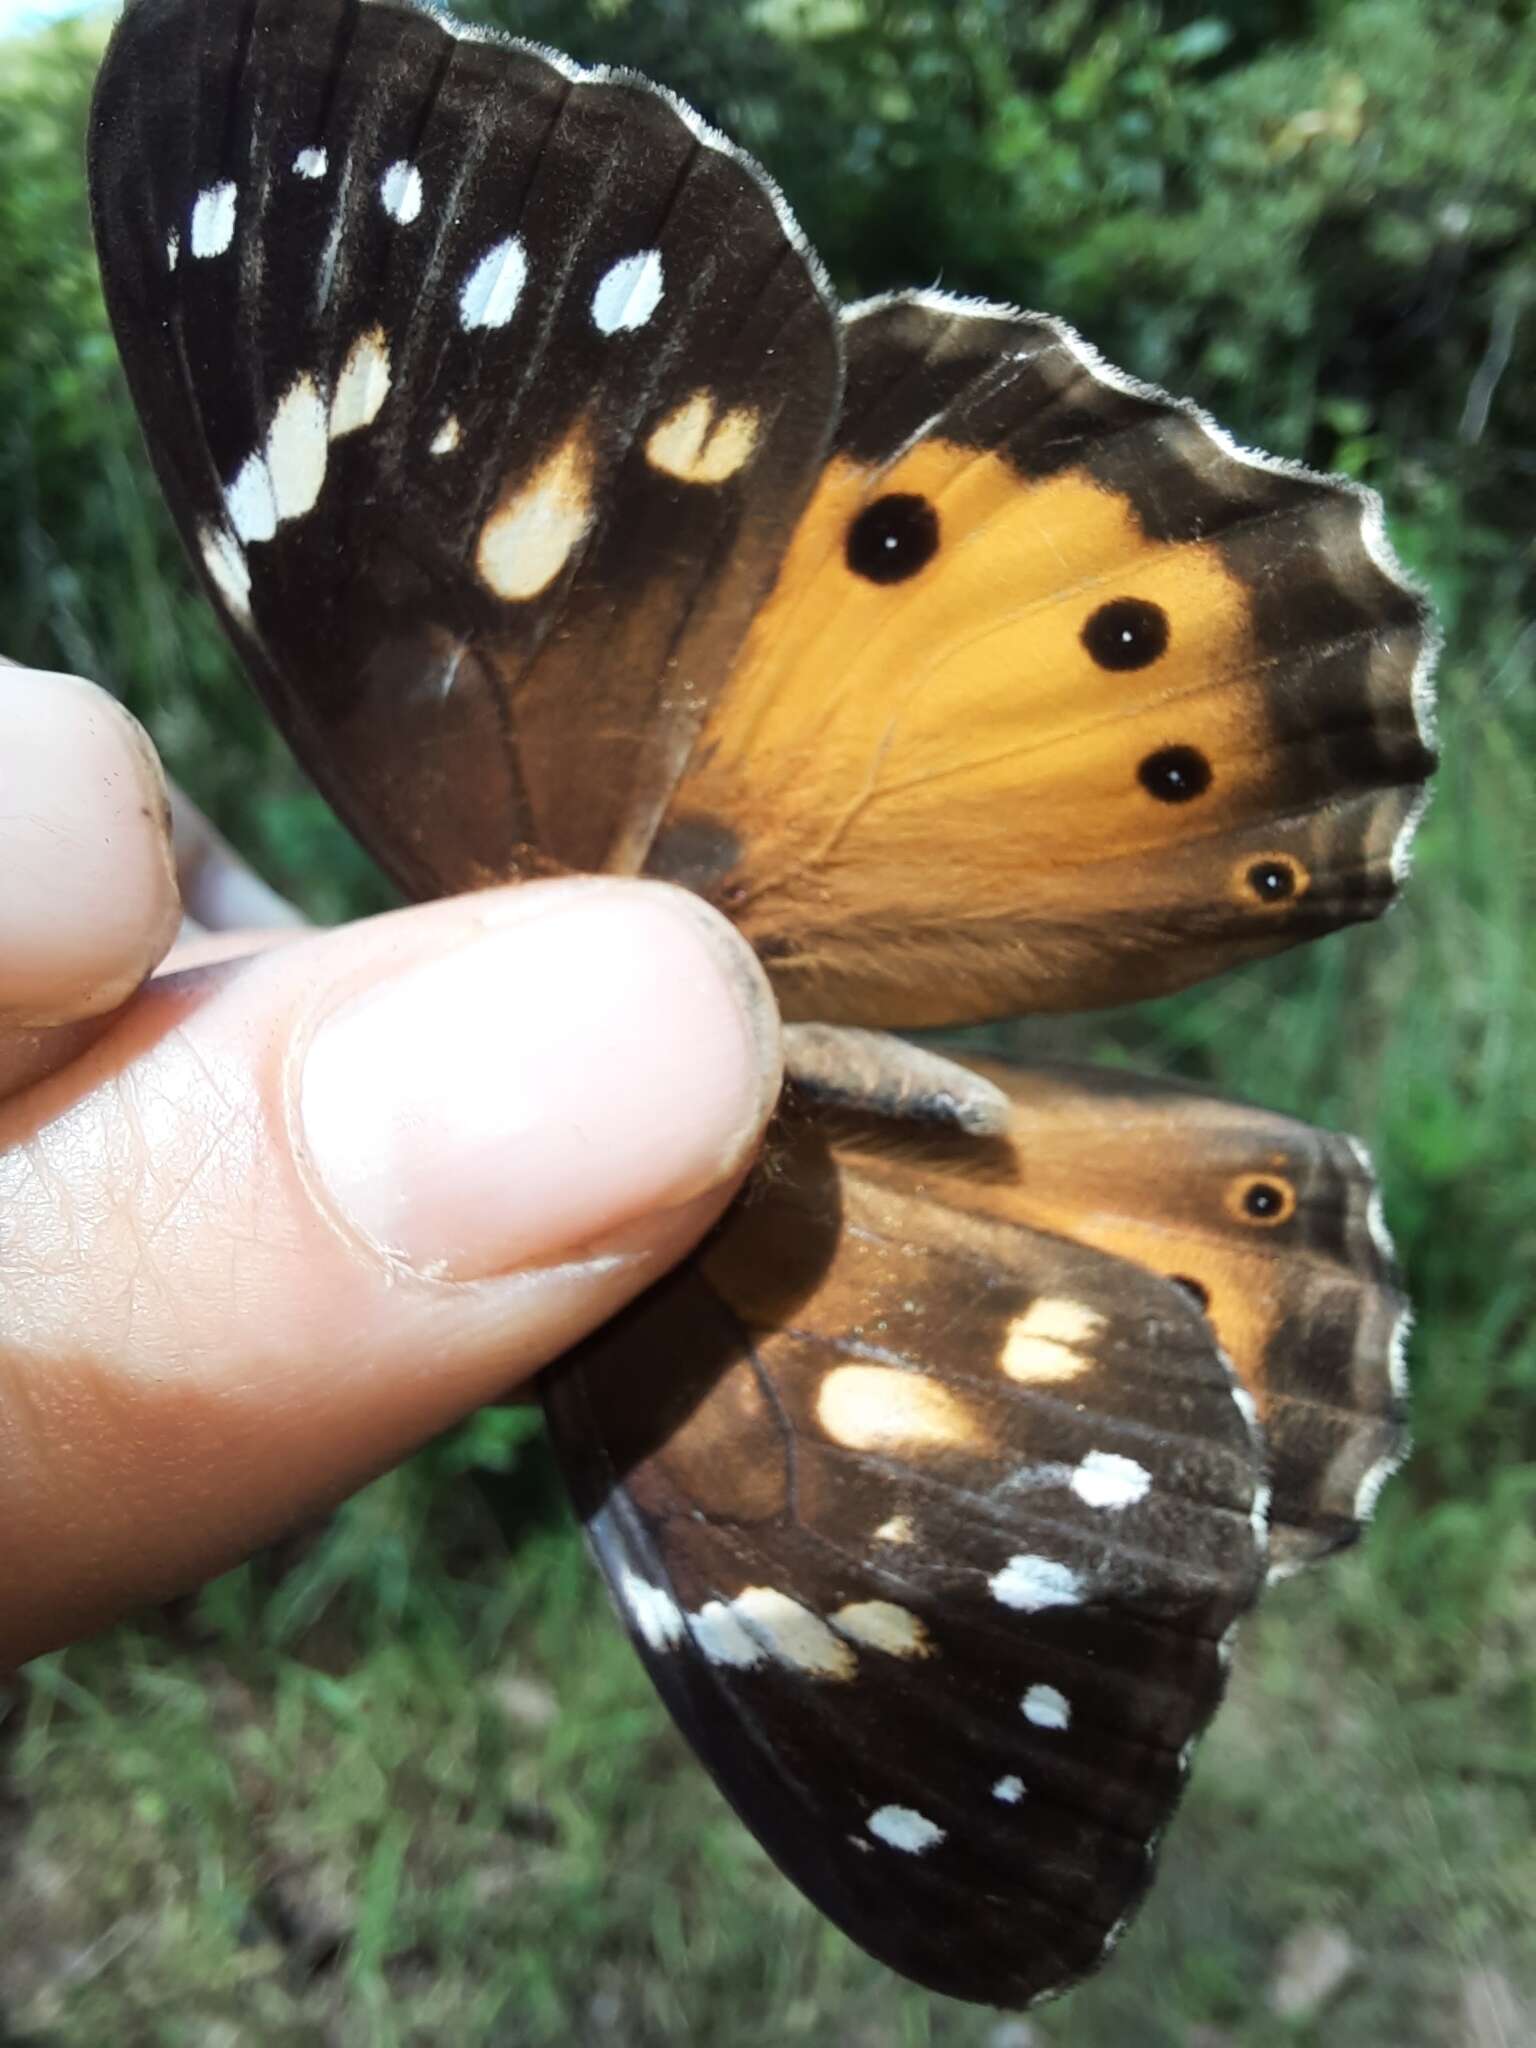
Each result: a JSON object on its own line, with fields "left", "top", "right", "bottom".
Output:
{"left": 0, "top": 669, "right": 179, "bottom": 1025}
{"left": 297, "top": 886, "right": 781, "bottom": 1280}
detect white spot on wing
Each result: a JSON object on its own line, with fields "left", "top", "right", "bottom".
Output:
{"left": 294, "top": 147, "right": 329, "bottom": 180}
{"left": 1249, "top": 1480, "right": 1273, "bottom": 1546}
{"left": 199, "top": 524, "right": 251, "bottom": 620}
{"left": 379, "top": 159, "right": 423, "bottom": 225}
{"left": 1070, "top": 1449, "right": 1152, "bottom": 1511}
{"left": 431, "top": 417, "right": 462, "bottom": 457}
{"left": 873, "top": 1514, "right": 915, "bottom": 1545}
{"left": 689, "top": 1599, "right": 765, "bottom": 1669}
{"left": 330, "top": 327, "right": 392, "bottom": 438}
{"left": 460, "top": 235, "right": 528, "bottom": 330}
{"left": 992, "top": 1774, "right": 1025, "bottom": 1804}
{"left": 1022, "top": 1683, "right": 1071, "bottom": 1731}
{"left": 989, "top": 1554, "right": 1084, "bottom": 1613}
{"left": 190, "top": 181, "right": 238, "bottom": 259}
{"left": 225, "top": 454, "right": 278, "bottom": 545}
{"left": 867, "top": 1805, "right": 944, "bottom": 1854}
{"left": 831, "top": 1601, "right": 931, "bottom": 1659}
{"left": 619, "top": 1568, "right": 684, "bottom": 1652}
{"left": 266, "top": 374, "right": 330, "bottom": 522}
{"left": 592, "top": 248, "right": 665, "bottom": 334}
{"left": 166, "top": 228, "right": 180, "bottom": 272}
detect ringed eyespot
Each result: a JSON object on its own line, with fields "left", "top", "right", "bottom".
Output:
{"left": 1081, "top": 597, "right": 1170, "bottom": 671}
{"left": 846, "top": 493, "right": 940, "bottom": 584}
{"left": 1245, "top": 857, "right": 1305, "bottom": 905}
{"left": 1139, "top": 746, "right": 1212, "bottom": 804}
{"left": 1225, "top": 1174, "right": 1297, "bottom": 1227}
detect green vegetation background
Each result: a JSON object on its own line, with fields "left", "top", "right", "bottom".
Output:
{"left": 1, "top": 1, "right": 1533, "bottom": 2042}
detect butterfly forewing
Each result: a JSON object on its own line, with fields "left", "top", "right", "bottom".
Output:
{"left": 648, "top": 294, "right": 1438, "bottom": 1024}
{"left": 544, "top": 1117, "right": 1267, "bottom": 2008}
{"left": 89, "top": 0, "right": 841, "bottom": 897}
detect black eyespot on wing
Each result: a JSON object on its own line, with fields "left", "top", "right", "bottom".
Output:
{"left": 1138, "top": 745, "right": 1211, "bottom": 804}
{"left": 846, "top": 493, "right": 940, "bottom": 583}
{"left": 1247, "top": 859, "right": 1298, "bottom": 903}
{"left": 1082, "top": 597, "right": 1169, "bottom": 671}
{"left": 1243, "top": 1181, "right": 1285, "bottom": 1219}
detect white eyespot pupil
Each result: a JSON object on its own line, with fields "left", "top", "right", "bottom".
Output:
{"left": 379, "top": 160, "right": 423, "bottom": 225}
{"left": 190, "top": 181, "right": 238, "bottom": 259}
{"left": 591, "top": 248, "right": 665, "bottom": 334}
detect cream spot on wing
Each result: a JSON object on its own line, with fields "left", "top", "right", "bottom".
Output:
{"left": 294, "top": 146, "right": 329, "bottom": 180}
{"left": 620, "top": 1569, "right": 684, "bottom": 1652}
{"left": 379, "top": 159, "right": 423, "bottom": 224}
{"left": 199, "top": 524, "right": 251, "bottom": 620}
{"left": 330, "top": 326, "right": 392, "bottom": 439}
{"left": 831, "top": 1602, "right": 931, "bottom": 1659}
{"left": 992, "top": 1774, "right": 1025, "bottom": 1804}
{"left": 431, "top": 416, "right": 462, "bottom": 456}
{"left": 689, "top": 1599, "right": 764, "bottom": 1670}
{"left": 190, "top": 180, "right": 237, "bottom": 258}
{"left": 1231, "top": 1386, "right": 1259, "bottom": 1432}
{"left": 731, "top": 1587, "right": 856, "bottom": 1680}
{"left": 873, "top": 1514, "right": 915, "bottom": 1545}
{"left": 989, "top": 1554, "right": 1084, "bottom": 1613}
{"left": 1001, "top": 1298, "right": 1105, "bottom": 1383}
{"left": 460, "top": 235, "right": 528, "bottom": 330}
{"left": 1022, "top": 1683, "right": 1071, "bottom": 1731}
{"left": 817, "top": 1365, "right": 982, "bottom": 1454}
{"left": 266, "top": 374, "right": 330, "bottom": 522}
{"left": 1070, "top": 1449, "right": 1152, "bottom": 1511}
{"left": 1249, "top": 1479, "right": 1272, "bottom": 1546}
{"left": 867, "top": 1805, "right": 944, "bottom": 1854}
{"left": 225, "top": 454, "right": 277, "bottom": 545}
{"left": 592, "top": 247, "right": 664, "bottom": 333}
{"left": 475, "top": 429, "right": 594, "bottom": 602}
{"left": 645, "top": 392, "right": 762, "bottom": 484}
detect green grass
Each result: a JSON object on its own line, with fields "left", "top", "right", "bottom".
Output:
{"left": 2, "top": 4, "right": 1534, "bottom": 2043}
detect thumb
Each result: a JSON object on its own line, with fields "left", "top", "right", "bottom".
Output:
{"left": 0, "top": 877, "right": 781, "bottom": 1666}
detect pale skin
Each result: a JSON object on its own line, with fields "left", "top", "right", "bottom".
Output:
{"left": 0, "top": 663, "right": 784, "bottom": 1673}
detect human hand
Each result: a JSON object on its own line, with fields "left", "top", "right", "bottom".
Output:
{"left": 0, "top": 664, "right": 782, "bottom": 1670}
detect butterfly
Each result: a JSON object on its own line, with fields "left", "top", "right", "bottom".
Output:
{"left": 88, "top": 0, "right": 1437, "bottom": 2010}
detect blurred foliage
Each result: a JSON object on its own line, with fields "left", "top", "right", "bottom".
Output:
{"left": 2, "top": 1, "right": 1534, "bottom": 2042}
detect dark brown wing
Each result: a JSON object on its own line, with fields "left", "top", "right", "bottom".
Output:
{"left": 543, "top": 1113, "right": 1266, "bottom": 2008}
{"left": 89, "top": 0, "right": 841, "bottom": 898}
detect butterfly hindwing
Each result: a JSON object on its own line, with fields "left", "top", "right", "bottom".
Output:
{"left": 544, "top": 1111, "right": 1267, "bottom": 2008}
{"left": 88, "top": 0, "right": 841, "bottom": 896}
{"left": 830, "top": 1059, "right": 1412, "bottom": 1574}
{"left": 646, "top": 294, "right": 1438, "bottom": 1023}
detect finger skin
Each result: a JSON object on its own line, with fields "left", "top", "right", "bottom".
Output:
{"left": 0, "top": 878, "right": 781, "bottom": 1667}
{"left": 0, "top": 667, "right": 180, "bottom": 1031}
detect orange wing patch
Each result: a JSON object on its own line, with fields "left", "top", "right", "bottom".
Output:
{"left": 651, "top": 442, "right": 1296, "bottom": 1023}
